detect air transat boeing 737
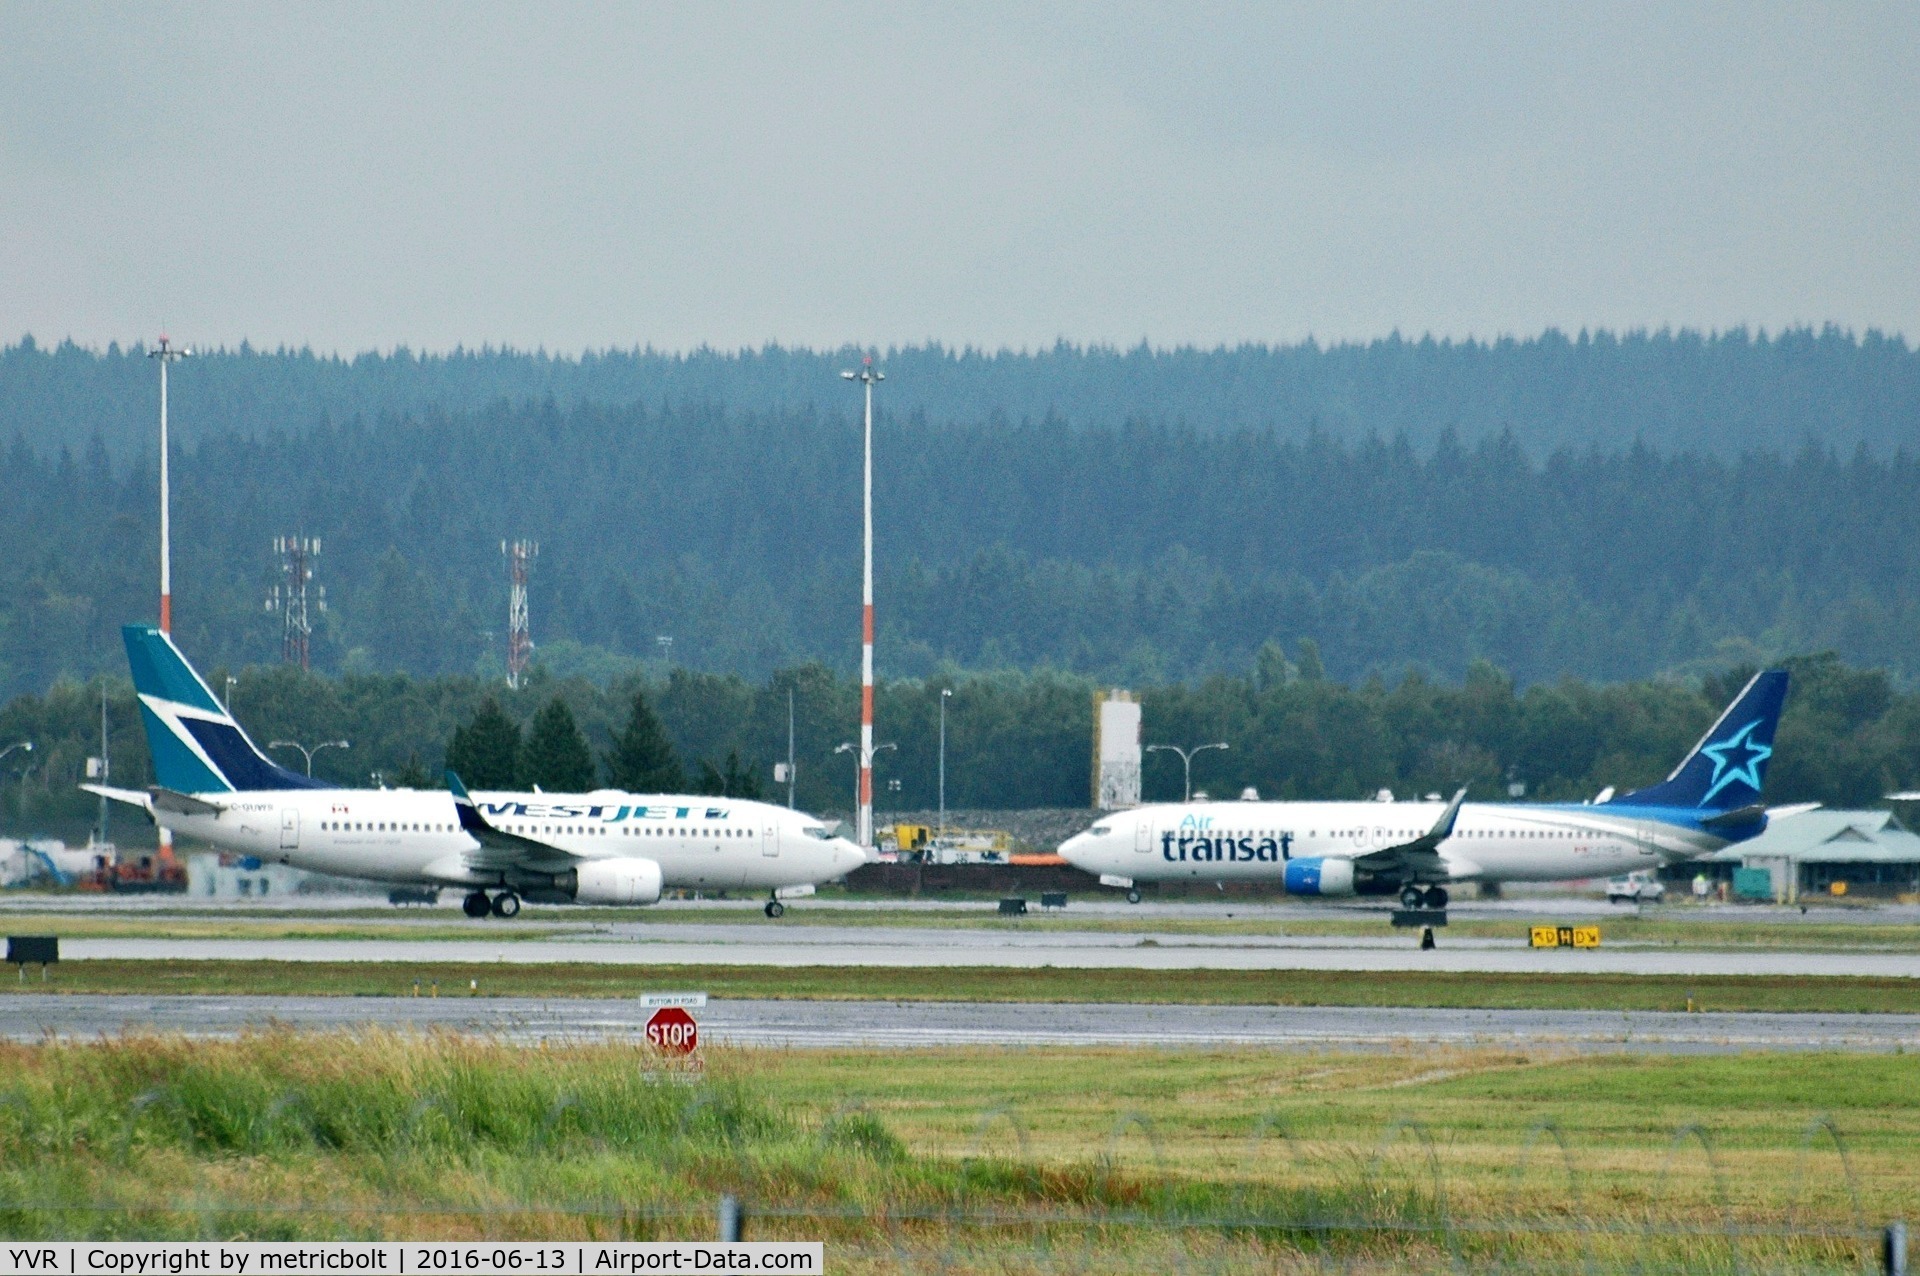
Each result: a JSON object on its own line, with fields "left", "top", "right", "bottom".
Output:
{"left": 1060, "top": 670, "right": 1801, "bottom": 910}
{"left": 86, "top": 626, "right": 865, "bottom": 917}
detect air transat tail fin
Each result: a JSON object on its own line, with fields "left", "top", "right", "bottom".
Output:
{"left": 121, "top": 625, "right": 325, "bottom": 794}
{"left": 1606, "top": 670, "right": 1789, "bottom": 811}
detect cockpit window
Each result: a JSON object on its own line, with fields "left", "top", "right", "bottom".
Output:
{"left": 802, "top": 825, "right": 835, "bottom": 840}
{"left": 1090, "top": 826, "right": 1112, "bottom": 836}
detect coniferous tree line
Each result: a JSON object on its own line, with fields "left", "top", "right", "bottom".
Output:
{"left": 7, "top": 327, "right": 1918, "bottom": 460}
{"left": 5, "top": 649, "right": 1916, "bottom": 838}
{"left": 11, "top": 394, "right": 1920, "bottom": 697}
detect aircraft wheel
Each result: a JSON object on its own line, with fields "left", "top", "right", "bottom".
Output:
{"left": 1423, "top": 886, "right": 1449, "bottom": 910}
{"left": 1399, "top": 884, "right": 1425, "bottom": 910}
{"left": 462, "top": 891, "right": 491, "bottom": 919}
{"left": 491, "top": 891, "right": 521, "bottom": 919}
{"left": 764, "top": 900, "right": 785, "bottom": 918}
{"left": 1125, "top": 889, "right": 1142, "bottom": 904}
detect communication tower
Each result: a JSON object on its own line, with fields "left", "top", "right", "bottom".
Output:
{"left": 502, "top": 539, "right": 539, "bottom": 688}
{"left": 265, "top": 536, "right": 324, "bottom": 670}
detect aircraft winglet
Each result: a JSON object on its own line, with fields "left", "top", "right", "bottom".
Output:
{"left": 1426, "top": 787, "right": 1468, "bottom": 845}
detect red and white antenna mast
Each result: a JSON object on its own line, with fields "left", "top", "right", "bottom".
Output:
{"left": 839, "top": 356, "right": 884, "bottom": 849}
{"left": 266, "top": 536, "right": 324, "bottom": 670}
{"left": 149, "top": 334, "right": 192, "bottom": 633}
{"left": 502, "top": 539, "right": 539, "bottom": 688}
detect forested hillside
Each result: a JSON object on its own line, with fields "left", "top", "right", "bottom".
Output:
{"left": 6, "top": 330, "right": 1920, "bottom": 701}
{"left": 4, "top": 651, "right": 1912, "bottom": 837}
{"left": 8, "top": 396, "right": 1920, "bottom": 698}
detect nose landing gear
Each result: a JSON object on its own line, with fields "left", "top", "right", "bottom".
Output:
{"left": 764, "top": 899, "right": 785, "bottom": 918}
{"left": 1125, "top": 888, "right": 1142, "bottom": 904}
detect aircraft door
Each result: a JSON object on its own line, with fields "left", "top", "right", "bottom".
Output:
{"left": 763, "top": 825, "right": 780, "bottom": 857}
{"left": 279, "top": 809, "right": 300, "bottom": 850}
{"left": 1636, "top": 822, "right": 1660, "bottom": 857}
{"left": 1134, "top": 821, "right": 1152, "bottom": 853}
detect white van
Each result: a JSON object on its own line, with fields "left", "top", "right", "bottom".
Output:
{"left": 1606, "top": 870, "right": 1666, "bottom": 904}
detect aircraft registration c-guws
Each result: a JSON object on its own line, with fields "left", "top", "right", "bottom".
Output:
{"left": 1059, "top": 670, "right": 1809, "bottom": 911}
{"left": 85, "top": 626, "right": 868, "bottom": 918}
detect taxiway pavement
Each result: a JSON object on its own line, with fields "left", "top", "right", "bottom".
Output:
{"left": 4, "top": 993, "right": 1914, "bottom": 1053}
{"left": 49, "top": 926, "right": 1920, "bottom": 978}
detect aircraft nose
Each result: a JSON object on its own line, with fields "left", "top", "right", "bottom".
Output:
{"left": 835, "top": 838, "right": 870, "bottom": 871}
{"left": 1058, "top": 833, "right": 1090, "bottom": 868}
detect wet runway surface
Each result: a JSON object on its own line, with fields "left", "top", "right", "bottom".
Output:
{"left": 53, "top": 930, "right": 1920, "bottom": 977}
{"left": 5, "top": 993, "right": 1916, "bottom": 1053}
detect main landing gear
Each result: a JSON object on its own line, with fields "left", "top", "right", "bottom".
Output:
{"left": 463, "top": 890, "right": 521, "bottom": 919}
{"left": 1400, "top": 884, "right": 1449, "bottom": 911}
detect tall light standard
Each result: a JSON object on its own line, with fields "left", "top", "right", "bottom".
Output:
{"left": 268, "top": 738, "right": 350, "bottom": 777}
{"left": 938, "top": 688, "right": 952, "bottom": 836}
{"left": 149, "top": 335, "right": 192, "bottom": 634}
{"left": 1146, "top": 741, "right": 1229, "bottom": 803}
{"left": 840, "top": 356, "right": 883, "bottom": 847}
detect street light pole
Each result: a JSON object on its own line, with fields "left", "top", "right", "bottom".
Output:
{"left": 1145, "top": 741, "right": 1230, "bottom": 802}
{"left": 840, "top": 357, "right": 884, "bottom": 848}
{"left": 149, "top": 336, "right": 192, "bottom": 635}
{"left": 938, "top": 688, "right": 952, "bottom": 836}
{"left": 835, "top": 740, "right": 895, "bottom": 840}
{"left": 269, "top": 738, "right": 350, "bottom": 778}
{"left": 785, "top": 686, "right": 797, "bottom": 810}
{"left": 2, "top": 740, "right": 34, "bottom": 828}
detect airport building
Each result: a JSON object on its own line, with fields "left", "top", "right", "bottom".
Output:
{"left": 1700, "top": 809, "right": 1920, "bottom": 902}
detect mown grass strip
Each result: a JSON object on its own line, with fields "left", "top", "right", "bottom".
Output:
{"left": 8, "top": 959, "right": 1920, "bottom": 1013}
{"left": 7, "top": 904, "right": 1917, "bottom": 952}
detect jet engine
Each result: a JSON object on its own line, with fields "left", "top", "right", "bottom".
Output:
{"left": 1282, "top": 857, "right": 1355, "bottom": 896}
{"left": 567, "top": 857, "right": 663, "bottom": 905}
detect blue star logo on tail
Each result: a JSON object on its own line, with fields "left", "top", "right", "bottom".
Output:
{"left": 1699, "top": 719, "right": 1772, "bottom": 805}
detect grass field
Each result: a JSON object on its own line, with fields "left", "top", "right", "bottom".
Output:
{"left": 0, "top": 1032, "right": 1910, "bottom": 1272}
{"left": 9, "top": 958, "right": 1920, "bottom": 1013}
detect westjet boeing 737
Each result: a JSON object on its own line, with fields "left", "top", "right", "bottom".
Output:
{"left": 87, "top": 626, "right": 866, "bottom": 917}
{"left": 1060, "top": 670, "right": 1800, "bottom": 910}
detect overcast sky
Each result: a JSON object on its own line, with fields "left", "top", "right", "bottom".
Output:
{"left": 2, "top": 3, "right": 1915, "bottom": 355}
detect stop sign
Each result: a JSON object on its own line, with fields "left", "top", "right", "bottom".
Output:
{"left": 645, "top": 1005, "right": 699, "bottom": 1054}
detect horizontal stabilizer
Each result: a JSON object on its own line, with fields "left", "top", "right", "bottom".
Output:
{"left": 81, "top": 784, "right": 153, "bottom": 811}
{"left": 1699, "top": 802, "right": 1767, "bottom": 830}
{"left": 150, "top": 787, "right": 226, "bottom": 816}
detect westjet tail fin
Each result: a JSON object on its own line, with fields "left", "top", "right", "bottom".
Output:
{"left": 1607, "top": 670, "right": 1789, "bottom": 811}
{"left": 122, "top": 625, "right": 325, "bottom": 794}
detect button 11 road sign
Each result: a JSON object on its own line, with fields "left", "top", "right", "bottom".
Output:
{"left": 645, "top": 1005, "right": 699, "bottom": 1054}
